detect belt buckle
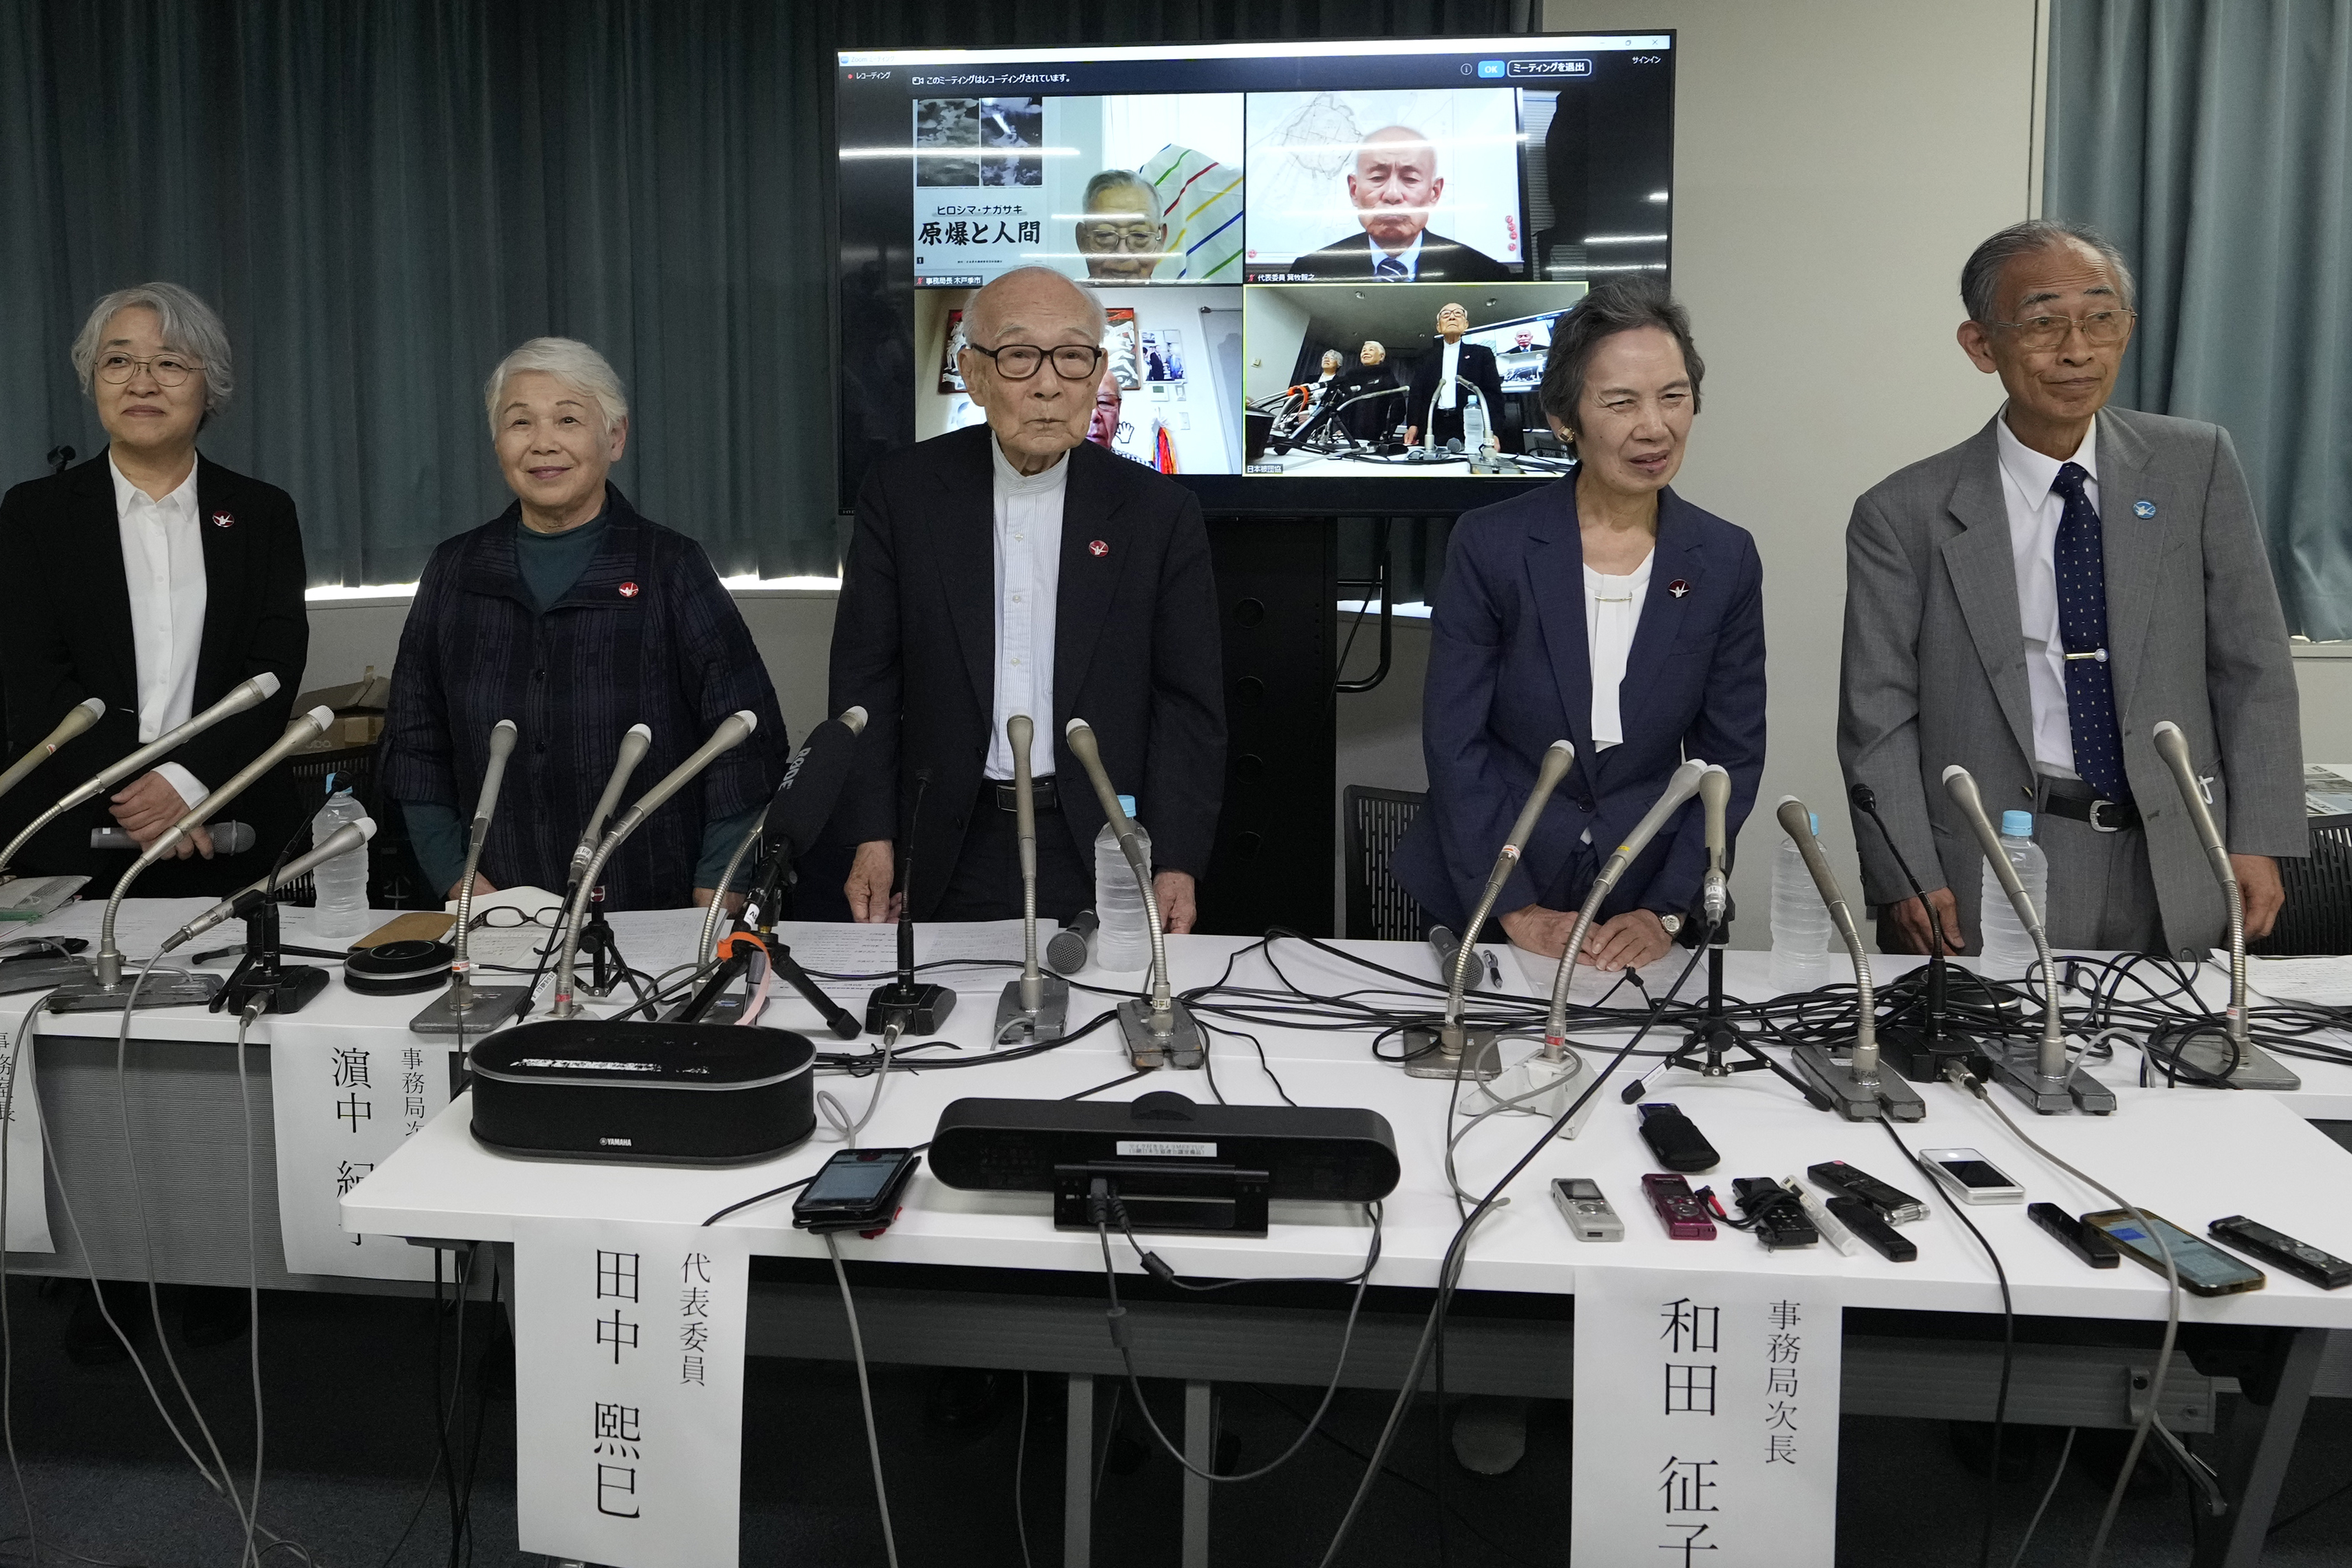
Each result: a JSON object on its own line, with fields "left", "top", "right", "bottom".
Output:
{"left": 2088, "top": 798, "right": 2125, "bottom": 834}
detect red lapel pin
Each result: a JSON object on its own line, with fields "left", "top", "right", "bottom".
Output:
{"left": 618, "top": 582, "right": 640, "bottom": 598}
{"left": 1667, "top": 579, "right": 1691, "bottom": 598}
{"left": 1088, "top": 540, "right": 1109, "bottom": 558}
{"left": 210, "top": 511, "right": 235, "bottom": 529}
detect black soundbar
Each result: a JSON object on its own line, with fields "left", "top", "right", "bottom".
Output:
{"left": 929, "top": 1091, "right": 1398, "bottom": 1235}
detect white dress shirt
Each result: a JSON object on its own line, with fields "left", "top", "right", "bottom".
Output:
{"left": 984, "top": 436, "right": 1066, "bottom": 781}
{"left": 1993, "top": 413, "right": 2099, "bottom": 778}
{"left": 109, "top": 456, "right": 210, "bottom": 805}
{"left": 1584, "top": 552, "right": 1653, "bottom": 752}
{"left": 1437, "top": 338, "right": 1462, "bottom": 410}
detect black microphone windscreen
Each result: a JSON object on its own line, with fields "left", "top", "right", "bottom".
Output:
{"left": 1847, "top": 783, "right": 1877, "bottom": 813}
{"left": 764, "top": 719, "right": 862, "bottom": 857}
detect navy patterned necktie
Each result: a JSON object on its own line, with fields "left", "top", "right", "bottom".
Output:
{"left": 2050, "top": 460, "right": 2132, "bottom": 803}
{"left": 1374, "top": 253, "right": 1408, "bottom": 282}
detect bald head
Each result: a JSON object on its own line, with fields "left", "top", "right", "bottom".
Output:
{"left": 1348, "top": 127, "right": 1443, "bottom": 257}
{"left": 964, "top": 266, "right": 1108, "bottom": 348}
{"left": 958, "top": 266, "right": 1109, "bottom": 474}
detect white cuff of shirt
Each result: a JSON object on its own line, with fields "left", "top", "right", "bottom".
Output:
{"left": 153, "top": 762, "right": 209, "bottom": 811}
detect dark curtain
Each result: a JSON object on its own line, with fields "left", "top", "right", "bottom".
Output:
{"left": 2, "top": 0, "right": 1512, "bottom": 587}
{"left": 2046, "top": 0, "right": 2352, "bottom": 638}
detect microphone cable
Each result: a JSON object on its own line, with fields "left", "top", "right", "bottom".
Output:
{"left": 827, "top": 1231, "right": 902, "bottom": 1568}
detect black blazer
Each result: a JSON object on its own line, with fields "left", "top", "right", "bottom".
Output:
{"left": 829, "top": 426, "right": 1227, "bottom": 917}
{"left": 1286, "top": 229, "right": 1514, "bottom": 283}
{"left": 1405, "top": 339, "right": 1514, "bottom": 450}
{"left": 0, "top": 453, "right": 308, "bottom": 895}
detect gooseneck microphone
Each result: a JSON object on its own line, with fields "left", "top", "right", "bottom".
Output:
{"left": 2150, "top": 721, "right": 2296, "bottom": 1090}
{"left": 993, "top": 715, "right": 1072, "bottom": 1045}
{"left": 1544, "top": 758, "right": 1710, "bottom": 1048}
{"left": 0, "top": 672, "right": 281, "bottom": 882}
{"left": 1942, "top": 765, "right": 2113, "bottom": 1114}
{"left": 550, "top": 711, "right": 757, "bottom": 1019}
{"left": 1403, "top": 740, "right": 1573, "bottom": 1081}
{"left": 567, "top": 723, "right": 654, "bottom": 887}
{"left": 1066, "top": 717, "right": 1203, "bottom": 1070}
{"left": 1775, "top": 798, "right": 1925, "bottom": 1121}
{"left": 1698, "top": 764, "right": 1733, "bottom": 927}
{"left": 410, "top": 721, "right": 529, "bottom": 1035}
{"left": 0, "top": 697, "right": 105, "bottom": 805}
{"left": 160, "top": 820, "right": 379, "bottom": 953}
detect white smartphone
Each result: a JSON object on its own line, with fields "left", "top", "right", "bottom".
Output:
{"left": 1917, "top": 1147, "right": 2026, "bottom": 1205}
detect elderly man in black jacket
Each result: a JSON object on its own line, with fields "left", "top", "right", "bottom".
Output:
{"left": 831, "top": 266, "right": 1226, "bottom": 930}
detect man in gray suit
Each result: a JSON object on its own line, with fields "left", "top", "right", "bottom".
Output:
{"left": 1840, "top": 219, "right": 2303, "bottom": 962}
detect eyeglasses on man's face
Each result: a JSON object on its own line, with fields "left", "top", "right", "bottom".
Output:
{"left": 968, "top": 343, "right": 1107, "bottom": 382}
{"left": 1078, "top": 222, "right": 1163, "bottom": 253}
{"left": 1991, "top": 308, "right": 2135, "bottom": 352}
{"left": 97, "top": 352, "right": 198, "bottom": 387}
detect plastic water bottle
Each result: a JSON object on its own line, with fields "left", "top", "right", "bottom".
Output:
{"left": 1976, "top": 811, "right": 2049, "bottom": 977}
{"left": 1092, "top": 794, "right": 1154, "bottom": 972}
{"left": 308, "top": 788, "right": 372, "bottom": 940}
{"left": 1768, "top": 812, "right": 1838, "bottom": 993}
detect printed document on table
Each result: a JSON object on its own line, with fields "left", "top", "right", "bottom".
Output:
{"left": 2245, "top": 953, "right": 2352, "bottom": 1009}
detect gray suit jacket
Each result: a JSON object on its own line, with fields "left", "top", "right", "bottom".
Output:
{"left": 1839, "top": 407, "right": 2305, "bottom": 959}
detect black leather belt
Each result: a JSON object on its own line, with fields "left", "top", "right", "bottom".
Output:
{"left": 990, "top": 777, "right": 1060, "bottom": 814}
{"left": 2042, "top": 783, "right": 2139, "bottom": 834}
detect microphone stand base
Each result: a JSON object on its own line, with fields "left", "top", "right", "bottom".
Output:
{"left": 2160, "top": 1028, "right": 2301, "bottom": 1092}
{"left": 867, "top": 982, "right": 955, "bottom": 1036}
{"left": 994, "top": 976, "right": 1070, "bottom": 1046}
{"left": 0, "top": 959, "right": 99, "bottom": 996}
{"left": 45, "top": 967, "right": 224, "bottom": 1013}
{"left": 217, "top": 964, "right": 328, "bottom": 1017}
{"left": 410, "top": 984, "right": 533, "bottom": 1036}
{"left": 1978, "top": 1041, "right": 2115, "bottom": 1115}
{"left": 1117, "top": 997, "right": 1205, "bottom": 1071}
{"left": 1790, "top": 1043, "right": 1927, "bottom": 1121}
{"left": 1402, "top": 1026, "right": 1501, "bottom": 1081}
{"left": 1877, "top": 1025, "right": 1982, "bottom": 1085}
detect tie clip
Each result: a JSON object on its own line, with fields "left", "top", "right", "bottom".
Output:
{"left": 2064, "top": 648, "right": 2110, "bottom": 663}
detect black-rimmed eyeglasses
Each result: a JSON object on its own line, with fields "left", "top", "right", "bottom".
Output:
{"left": 967, "top": 343, "right": 1107, "bottom": 382}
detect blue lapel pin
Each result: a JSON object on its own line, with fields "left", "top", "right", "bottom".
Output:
{"left": 2132, "top": 499, "right": 2157, "bottom": 519}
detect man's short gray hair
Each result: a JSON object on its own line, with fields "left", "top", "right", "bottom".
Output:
{"left": 1960, "top": 220, "right": 2138, "bottom": 325}
{"left": 1082, "top": 169, "right": 1158, "bottom": 214}
{"left": 72, "top": 282, "right": 235, "bottom": 414}
{"left": 483, "top": 337, "right": 630, "bottom": 438}
{"left": 963, "top": 266, "right": 1108, "bottom": 346}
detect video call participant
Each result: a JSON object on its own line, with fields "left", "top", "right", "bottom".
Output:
{"left": 1087, "top": 363, "right": 1123, "bottom": 452}
{"left": 1289, "top": 126, "right": 1512, "bottom": 283}
{"left": 1330, "top": 341, "right": 1400, "bottom": 442}
{"left": 379, "top": 337, "right": 788, "bottom": 911}
{"left": 1397, "top": 278, "right": 1764, "bottom": 977}
{"left": 1405, "top": 301, "right": 1514, "bottom": 452}
{"left": 831, "top": 266, "right": 1226, "bottom": 932}
{"left": 1841, "top": 220, "right": 2302, "bottom": 958}
{"left": 1072, "top": 169, "right": 1168, "bottom": 284}
{"left": 1310, "top": 349, "right": 1344, "bottom": 407}
{"left": 0, "top": 282, "right": 307, "bottom": 900}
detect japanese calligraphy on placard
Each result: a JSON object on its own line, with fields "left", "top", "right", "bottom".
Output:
{"left": 275, "top": 1020, "right": 454, "bottom": 1278}
{"left": 1572, "top": 1267, "right": 1843, "bottom": 1565}
{"left": 0, "top": 1002, "right": 54, "bottom": 1253}
{"left": 514, "top": 1218, "right": 752, "bottom": 1568}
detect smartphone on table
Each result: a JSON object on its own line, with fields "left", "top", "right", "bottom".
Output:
{"left": 2082, "top": 1209, "right": 2266, "bottom": 1297}
{"left": 1916, "top": 1147, "right": 2025, "bottom": 1205}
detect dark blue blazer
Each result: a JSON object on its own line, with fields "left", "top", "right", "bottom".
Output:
{"left": 1395, "top": 480, "right": 1766, "bottom": 933}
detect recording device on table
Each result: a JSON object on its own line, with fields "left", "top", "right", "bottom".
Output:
{"left": 1642, "top": 1174, "right": 1716, "bottom": 1240}
{"left": 1771, "top": 796, "right": 1926, "bottom": 1121}
{"left": 1850, "top": 781, "right": 1981, "bottom": 1083}
{"left": 2081, "top": 1209, "right": 2267, "bottom": 1296}
{"left": 50, "top": 701, "right": 335, "bottom": 1013}
{"left": 0, "top": 682, "right": 277, "bottom": 927}
{"left": 1636, "top": 1101, "right": 1717, "bottom": 1172}
{"left": 680, "top": 707, "right": 867, "bottom": 1037}
{"left": 792, "top": 1148, "right": 922, "bottom": 1235}
{"left": 1550, "top": 1178, "right": 1623, "bottom": 1242}
{"left": 1726, "top": 1177, "right": 1819, "bottom": 1251}
{"left": 405, "top": 719, "right": 528, "bottom": 1033}
{"left": 863, "top": 765, "right": 955, "bottom": 1036}
{"left": 2030, "top": 1202, "right": 2120, "bottom": 1269}
{"left": 2207, "top": 1216, "right": 2351, "bottom": 1290}
{"left": 548, "top": 711, "right": 759, "bottom": 1021}
{"left": 1942, "top": 765, "right": 2115, "bottom": 1115}
{"left": 1823, "top": 1194, "right": 1916, "bottom": 1262}
{"left": 1406, "top": 738, "right": 1572, "bottom": 1083}
{"left": 1916, "top": 1147, "right": 2026, "bottom": 1205}
{"left": 993, "top": 714, "right": 1072, "bottom": 1046}
{"left": 1046, "top": 909, "right": 1097, "bottom": 975}
{"left": 2150, "top": 719, "right": 2300, "bottom": 1091}
{"left": 1804, "top": 1160, "right": 1929, "bottom": 1225}
{"left": 1065, "top": 718, "right": 1203, "bottom": 1071}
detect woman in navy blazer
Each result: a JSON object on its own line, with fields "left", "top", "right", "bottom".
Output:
{"left": 1395, "top": 279, "right": 1765, "bottom": 971}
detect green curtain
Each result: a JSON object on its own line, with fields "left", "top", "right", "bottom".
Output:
{"left": 1, "top": 0, "right": 1508, "bottom": 587}
{"left": 2046, "top": 0, "right": 2352, "bottom": 638}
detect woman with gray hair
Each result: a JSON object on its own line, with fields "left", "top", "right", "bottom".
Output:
{"left": 379, "top": 337, "right": 788, "bottom": 910}
{"left": 0, "top": 282, "right": 308, "bottom": 898}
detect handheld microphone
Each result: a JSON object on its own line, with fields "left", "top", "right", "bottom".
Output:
{"left": 1066, "top": 717, "right": 1203, "bottom": 1070}
{"left": 0, "top": 697, "right": 105, "bottom": 804}
{"left": 1427, "top": 924, "right": 1463, "bottom": 980}
{"left": 1942, "top": 765, "right": 2111, "bottom": 1113}
{"left": 1697, "top": 763, "right": 1732, "bottom": 927}
{"left": 1404, "top": 739, "right": 1573, "bottom": 1081}
{"left": 1773, "top": 798, "right": 1923, "bottom": 1120}
{"left": 567, "top": 723, "right": 653, "bottom": 886}
{"left": 994, "top": 714, "right": 1072, "bottom": 1043}
{"left": 160, "top": 819, "right": 378, "bottom": 953}
{"left": 93, "top": 820, "right": 255, "bottom": 855}
{"left": 1544, "top": 758, "right": 1708, "bottom": 1049}
{"left": 1046, "top": 909, "right": 1098, "bottom": 975}
{"left": 0, "top": 672, "right": 281, "bottom": 880}
{"left": 550, "top": 712, "right": 756, "bottom": 1019}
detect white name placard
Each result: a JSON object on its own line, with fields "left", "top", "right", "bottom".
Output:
{"left": 273, "top": 1018, "right": 455, "bottom": 1278}
{"left": 1572, "top": 1265, "right": 1843, "bottom": 1566}
{"left": 0, "top": 1002, "right": 52, "bottom": 1253}
{"left": 513, "top": 1218, "right": 751, "bottom": 1568}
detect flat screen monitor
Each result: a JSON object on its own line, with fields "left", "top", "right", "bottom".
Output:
{"left": 835, "top": 33, "right": 1675, "bottom": 516}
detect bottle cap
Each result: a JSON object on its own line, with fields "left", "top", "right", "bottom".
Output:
{"left": 1117, "top": 794, "right": 1136, "bottom": 818}
{"left": 1809, "top": 812, "right": 1819, "bottom": 835}
{"left": 2001, "top": 810, "right": 2034, "bottom": 837}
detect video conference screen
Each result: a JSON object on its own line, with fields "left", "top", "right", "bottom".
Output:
{"left": 835, "top": 34, "right": 1675, "bottom": 515}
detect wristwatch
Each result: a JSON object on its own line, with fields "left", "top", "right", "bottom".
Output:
{"left": 1657, "top": 913, "right": 1683, "bottom": 937}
